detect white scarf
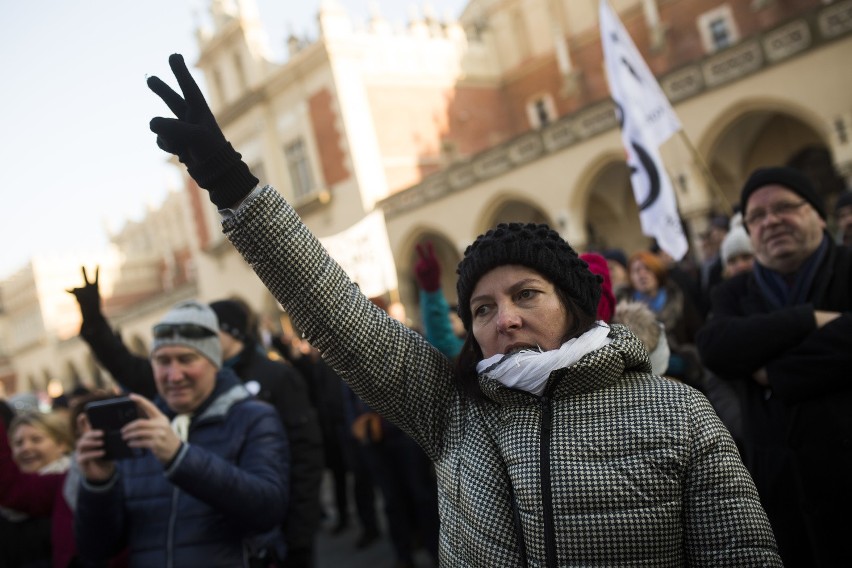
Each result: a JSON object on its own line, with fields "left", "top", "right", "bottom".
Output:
{"left": 477, "top": 323, "right": 612, "bottom": 396}
{"left": 171, "top": 414, "right": 191, "bottom": 441}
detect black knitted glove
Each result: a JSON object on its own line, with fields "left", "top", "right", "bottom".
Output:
{"left": 147, "top": 53, "right": 258, "bottom": 209}
{"left": 67, "top": 266, "right": 103, "bottom": 323}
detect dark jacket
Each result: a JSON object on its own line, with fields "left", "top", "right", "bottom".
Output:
{"left": 223, "top": 186, "right": 781, "bottom": 566}
{"left": 80, "top": 314, "right": 157, "bottom": 399}
{"left": 696, "top": 235, "right": 852, "bottom": 567}
{"left": 75, "top": 369, "right": 289, "bottom": 567}
{"left": 79, "top": 316, "right": 323, "bottom": 556}
{"left": 225, "top": 341, "right": 324, "bottom": 552}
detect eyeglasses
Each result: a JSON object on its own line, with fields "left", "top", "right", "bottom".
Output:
{"left": 744, "top": 200, "right": 808, "bottom": 228}
{"left": 153, "top": 323, "right": 217, "bottom": 340}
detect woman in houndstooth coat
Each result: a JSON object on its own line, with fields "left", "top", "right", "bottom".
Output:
{"left": 146, "top": 53, "right": 781, "bottom": 567}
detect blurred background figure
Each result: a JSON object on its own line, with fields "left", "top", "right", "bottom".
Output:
{"left": 1, "top": 406, "right": 75, "bottom": 568}
{"left": 601, "top": 248, "right": 630, "bottom": 298}
{"left": 611, "top": 300, "right": 669, "bottom": 376}
{"left": 720, "top": 213, "right": 755, "bottom": 278}
{"left": 579, "top": 252, "right": 615, "bottom": 323}
{"left": 622, "top": 250, "right": 704, "bottom": 390}
{"left": 833, "top": 190, "right": 852, "bottom": 247}
{"left": 697, "top": 214, "right": 729, "bottom": 317}
{"left": 413, "top": 241, "right": 465, "bottom": 360}
{"left": 274, "top": 335, "right": 382, "bottom": 553}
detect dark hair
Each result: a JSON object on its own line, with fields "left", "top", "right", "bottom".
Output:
{"left": 454, "top": 288, "right": 598, "bottom": 400}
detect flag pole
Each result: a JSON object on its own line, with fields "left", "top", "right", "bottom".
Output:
{"left": 674, "top": 123, "right": 733, "bottom": 218}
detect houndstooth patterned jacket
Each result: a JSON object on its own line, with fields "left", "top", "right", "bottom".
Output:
{"left": 224, "top": 186, "right": 781, "bottom": 567}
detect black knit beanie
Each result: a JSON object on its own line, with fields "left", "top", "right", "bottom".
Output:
{"left": 740, "top": 166, "right": 826, "bottom": 224}
{"left": 455, "top": 223, "right": 602, "bottom": 331}
{"left": 209, "top": 300, "right": 249, "bottom": 341}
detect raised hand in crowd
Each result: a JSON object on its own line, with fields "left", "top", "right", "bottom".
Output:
{"left": 414, "top": 241, "right": 441, "bottom": 292}
{"left": 148, "top": 54, "right": 257, "bottom": 209}
{"left": 66, "top": 266, "right": 102, "bottom": 322}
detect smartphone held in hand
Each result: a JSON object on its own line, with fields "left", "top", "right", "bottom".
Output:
{"left": 84, "top": 397, "right": 144, "bottom": 460}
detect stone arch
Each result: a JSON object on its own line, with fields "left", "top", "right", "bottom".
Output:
{"left": 475, "top": 192, "right": 552, "bottom": 237}
{"left": 699, "top": 97, "right": 832, "bottom": 209}
{"left": 579, "top": 155, "right": 651, "bottom": 255}
{"left": 394, "top": 225, "right": 462, "bottom": 326}
{"left": 786, "top": 145, "right": 847, "bottom": 200}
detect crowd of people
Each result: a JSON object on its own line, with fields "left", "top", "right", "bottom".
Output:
{"left": 2, "top": 52, "right": 851, "bottom": 567}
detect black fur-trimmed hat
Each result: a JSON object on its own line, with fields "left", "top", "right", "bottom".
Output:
{"left": 455, "top": 223, "right": 602, "bottom": 331}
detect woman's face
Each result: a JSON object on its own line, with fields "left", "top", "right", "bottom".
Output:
{"left": 11, "top": 423, "right": 69, "bottom": 473}
{"left": 469, "top": 264, "right": 571, "bottom": 359}
{"left": 629, "top": 260, "right": 659, "bottom": 295}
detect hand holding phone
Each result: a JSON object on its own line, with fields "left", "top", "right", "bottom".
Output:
{"left": 84, "top": 397, "right": 143, "bottom": 460}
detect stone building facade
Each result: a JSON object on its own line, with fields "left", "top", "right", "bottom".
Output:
{"left": 2, "top": 0, "right": 851, "bottom": 395}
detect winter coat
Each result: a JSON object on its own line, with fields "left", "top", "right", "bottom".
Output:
{"left": 79, "top": 315, "right": 322, "bottom": 557}
{"left": 696, "top": 235, "right": 852, "bottom": 567}
{"left": 221, "top": 185, "right": 780, "bottom": 567}
{"left": 226, "top": 342, "right": 324, "bottom": 552}
{"left": 75, "top": 369, "right": 289, "bottom": 567}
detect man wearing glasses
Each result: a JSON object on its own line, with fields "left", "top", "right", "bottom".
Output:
{"left": 696, "top": 167, "right": 852, "bottom": 568}
{"left": 74, "top": 300, "right": 290, "bottom": 567}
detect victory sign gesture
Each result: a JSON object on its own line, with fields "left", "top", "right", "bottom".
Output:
{"left": 147, "top": 54, "right": 258, "bottom": 209}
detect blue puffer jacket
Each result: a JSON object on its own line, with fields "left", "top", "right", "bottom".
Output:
{"left": 75, "top": 369, "right": 289, "bottom": 567}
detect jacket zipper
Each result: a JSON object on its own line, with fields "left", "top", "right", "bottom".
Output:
{"left": 540, "top": 393, "right": 557, "bottom": 567}
{"left": 166, "top": 486, "right": 180, "bottom": 568}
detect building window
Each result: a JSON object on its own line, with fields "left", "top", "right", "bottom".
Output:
{"left": 285, "top": 139, "right": 316, "bottom": 200}
{"left": 525, "top": 95, "right": 557, "bottom": 129}
{"left": 698, "top": 5, "right": 739, "bottom": 53}
{"left": 709, "top": 18, "right": 731, "bottom": 48}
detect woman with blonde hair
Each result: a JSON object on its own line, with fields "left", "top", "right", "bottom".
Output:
{"left": 1, "top": 395, "right": 124, "bottom": 568}
{"left": 624, "top": 250, "right": 704, "bottom": 387}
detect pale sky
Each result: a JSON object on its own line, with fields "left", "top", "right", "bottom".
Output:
{"left": 0, "top": 0, "right": 468, "bottom": 279}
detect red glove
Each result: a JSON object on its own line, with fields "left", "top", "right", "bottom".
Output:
{"left": 414, "top": 242, "right": 441, "bottom": 292}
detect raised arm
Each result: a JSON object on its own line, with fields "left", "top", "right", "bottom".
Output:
{"left": 146, "top": 54, "right": 460, "bottom": 459}
{"left": 414, "top": 241, "right": 464, "bottom": 359}
{"left": 67, "top": 266, "right": 157, "bottom": 398}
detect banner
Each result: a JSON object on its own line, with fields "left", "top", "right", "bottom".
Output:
{"left": 599, "top": 0, "right": 688, "bottom": 260}
{"left": 319, "top": 211, "right": 399, "bottom": 298}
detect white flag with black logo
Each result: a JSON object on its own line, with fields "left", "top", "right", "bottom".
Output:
{"left": 599, "top": 0, "right": 688, "bottom": 260}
